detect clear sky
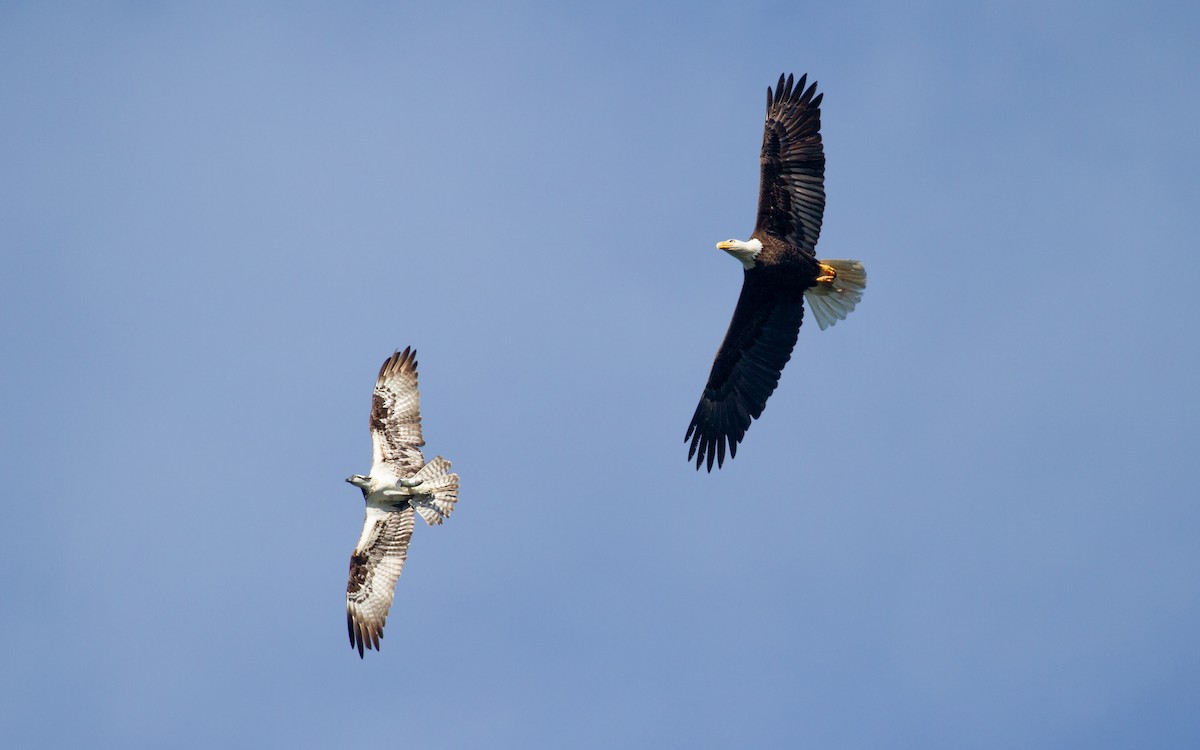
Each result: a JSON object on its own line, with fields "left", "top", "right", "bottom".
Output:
{"left": 3, "top": 2, "right": 1198, "bottom": 747}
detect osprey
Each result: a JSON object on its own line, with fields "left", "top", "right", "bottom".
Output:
{"left": 345, "top": 347, "right": 459, "bottom": 657}
{"left": 685, "top": 73, "right": 867, "bottom": 471}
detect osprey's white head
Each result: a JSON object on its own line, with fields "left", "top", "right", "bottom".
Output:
{"left": 346, "top": 474, "right": 371, "bottom": 495}
{"left": 717, "top": 238, "right": 763, "bottom": 270}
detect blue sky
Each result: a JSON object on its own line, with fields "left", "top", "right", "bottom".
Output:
{"left": 3, "top": 2, "right": 1198, "bottom": 747}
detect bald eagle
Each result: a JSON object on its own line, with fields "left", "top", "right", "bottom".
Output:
{"left": 345, "top": 348, "right": 459, "bottom": 657}
{"left": 685, "top": 73, "right": 866, "bottom": 471}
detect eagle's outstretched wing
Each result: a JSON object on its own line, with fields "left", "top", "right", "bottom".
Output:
{"left": 753, "top": 73, "right": 825, "bottom": 254}
{"left": 369, "top": 348, "right": 425, "bottom": 480}
{"left": 685, "top": 274, "right": 805, "bottom": 471}
{"left": 346, "top": 505, "right": 415, "bottom": 658}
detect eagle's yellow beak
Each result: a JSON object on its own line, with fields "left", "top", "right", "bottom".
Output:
{"left": 716, "top": 241, "right": 734, "bottom": 251}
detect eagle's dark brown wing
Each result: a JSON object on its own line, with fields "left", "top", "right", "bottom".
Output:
{"left": 685, "top": 271, "right": 805, "bottom": 471}
{"left": 754, "top": 73, "right": 825, "bottom": 254}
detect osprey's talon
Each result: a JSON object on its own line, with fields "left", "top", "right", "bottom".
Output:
{"left": 398, "top": 477, "right": 424, "bottom": 488}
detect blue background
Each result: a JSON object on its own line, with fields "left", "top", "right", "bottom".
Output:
{"left": 3, "top": 2, "right": 1198, "bottom": 747}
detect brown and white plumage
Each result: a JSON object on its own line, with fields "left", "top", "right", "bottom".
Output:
{"left": 685, "top": 74, "right": 867, "bottom": 471}
{"left": 346, "top": 505, "right": 415, "bottom": 657}
{"left": 345, "top": 348, "right": 459, "bottom": 657}
{"left": 369, "top": 348, "right": 426, "bottom": 480}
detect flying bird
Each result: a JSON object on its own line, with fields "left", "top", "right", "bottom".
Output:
{"left": 344, "top": 347, "right": 459, "bottom": 657}
{"left": 685, "top": 73, "right": 867, "bottom": 471}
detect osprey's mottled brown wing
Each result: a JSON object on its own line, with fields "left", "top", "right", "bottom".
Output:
{"left": 370, "top": 348, "right": 425, "bottom": 480}
{"left": 346, "top": 505, "right": 415, "bottom": 658}
{"left": 685, "top": 272, "right": 805, "bottom": 471}
{"left": 754, "top": 73, "right": 825, "bottom": 254}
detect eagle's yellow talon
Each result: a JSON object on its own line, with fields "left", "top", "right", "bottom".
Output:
{"left": 816, "top": 263, "right": 838, "bottom": 283}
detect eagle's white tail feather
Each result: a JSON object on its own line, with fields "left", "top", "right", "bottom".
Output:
{"left": 410, "top": 456, "right": 459, "bottom": 526}
{"left": 804, "top": 259, "right": 866, "bottom": 331}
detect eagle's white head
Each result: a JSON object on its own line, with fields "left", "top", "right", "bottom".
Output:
{"left": 717, "top": 238, "right": 763, "bottom": 270}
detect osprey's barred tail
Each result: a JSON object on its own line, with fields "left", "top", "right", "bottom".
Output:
{"left": 410, "top": 456, "right": 459, "bottom": 526}
{"left": 804, "top": 259, "right": 866, "bottom": 331}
